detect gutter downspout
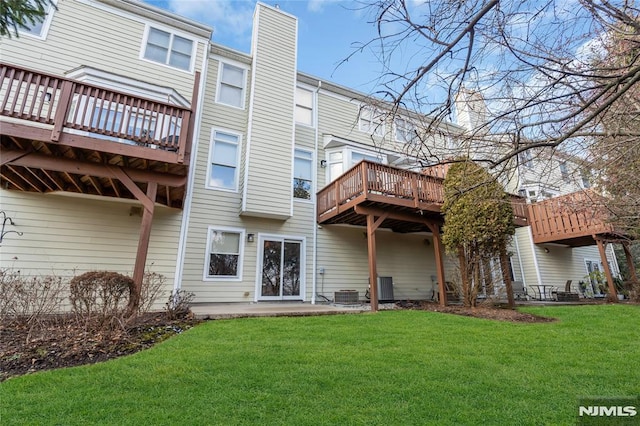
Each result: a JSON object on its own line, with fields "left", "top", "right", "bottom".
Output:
{"left": 173, "top": 45, "right": 209, "bottom": 295}
{"left": 311, "top": 79, "right": 321, "bottom": 304}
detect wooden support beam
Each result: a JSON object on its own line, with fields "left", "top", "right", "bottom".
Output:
{"left": 129, "top": 181, "right": 157, "bottom": 314}
{"left": 3, "top": 149, "right": 187, "bottom": 187}
{"left": 426, "top": 223, "right": 447, "bottom": 307}
{"left": 1, "top": 150, "right": 28, "bottom": 166}
{"left": 51, "top": 80, "right": 74, "bottom": 141}
{"left": 595, "top": 236, "right": 618, "bottom": 302}
{"left": 366, "top": 214, "right": 380, "bottom": 313}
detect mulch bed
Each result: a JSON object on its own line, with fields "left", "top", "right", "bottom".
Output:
{"left": 2, "top": 303, "right": 552, "bottom": 382}
{"left": 396, "top": 300, "right": 557, "bottom": 323}
{"left": 1, "top": 313, "right": 200, "bottom": 382}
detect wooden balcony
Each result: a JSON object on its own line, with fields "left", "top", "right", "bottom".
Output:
{"left": 528, "top": 190, "right": 628, "bottom": 246}
{"left": 0, "top": 63, "right": 197, "bottom": 208}
{"left": 317, "top": 160, "right": 529, "bottom": 232}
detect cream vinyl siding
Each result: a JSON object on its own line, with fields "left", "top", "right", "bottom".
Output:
{"left": 0, "top": 191, "right": 180, "bottom": 303}
{"left": 534, "top": 244, "right": 618, "bottom": 289}
{"left": 242, "top": 5, "right": 297, "bottom": 218}
{"left": 1, "top": 0, "right": 205, "bottom": 100}
{"left": 316, "top": 227, "right": 458, "bottom": 301}
{"left": 180, "top": 207, "right": 315, "bottom": 303}
{"left": 514, "top": 227, "right": 540, "bottom": 287}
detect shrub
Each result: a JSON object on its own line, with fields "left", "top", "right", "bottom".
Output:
{"left": 165, "top": 290, "right": 194, "bottom": 320}
{"left": 69, "top": 271, "right": 133, "bottom": 326}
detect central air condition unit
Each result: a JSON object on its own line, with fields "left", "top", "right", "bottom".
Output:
{"left": 375, "top": 276, "right": 394, "bottom": 302}
{"left": 334, "top": 290, "right": 359, "bottom": 304}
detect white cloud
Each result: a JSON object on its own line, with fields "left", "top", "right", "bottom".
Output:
{"left": 167, "top": 0, "right": 255, "bottom": 39}
{"left": 307, "top": 0, "right": 341, "bottom": 13}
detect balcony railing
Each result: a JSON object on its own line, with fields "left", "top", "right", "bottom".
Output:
{"left": 528, "top": 190, "right": 616, "bottom": 244}
{"left": 0, "top": 63, "right": 191, "bottom": 162}
{"left": 317, "top": 160, "right": 529, "bottom": 225}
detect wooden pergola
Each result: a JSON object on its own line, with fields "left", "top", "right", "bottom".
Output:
{"left": 317, "top": 160, "right": 530, "bottom": 311}
{"left": 528, "top": 190, "right": 638, "bottom": 299}
{"left": 0, "top": 63, "right": 199, "bottom": 304}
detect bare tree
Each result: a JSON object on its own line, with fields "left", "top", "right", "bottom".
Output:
{"left": 347, "top": 1, "right": 639, "bottom": 168}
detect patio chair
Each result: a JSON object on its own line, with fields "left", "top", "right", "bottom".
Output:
{"left": 512, "top": 281, "right": 529, "bottom": 300}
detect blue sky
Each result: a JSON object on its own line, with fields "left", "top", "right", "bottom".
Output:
{"left": 144, "top": 0, "right": 386, "bottom": 93}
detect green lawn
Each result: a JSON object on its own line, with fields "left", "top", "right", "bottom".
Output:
{"left": 1, "top": 305, "right": 639, "bottom": 425}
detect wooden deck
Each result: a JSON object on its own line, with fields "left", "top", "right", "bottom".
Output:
{"left": 528, "top": 190, "right": 626, "bottom": 246}
{"left": 317, "top": 160, "right": 529, "bottom": 231}
{"left": 0, "top": 63, "right": 197, "bottom": 208}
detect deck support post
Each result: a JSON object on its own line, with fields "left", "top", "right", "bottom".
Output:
{"left": 127, "top": 181, "right": 157, "bottom": 314}
{"left": 366, "top": 213, "right": 388, "bottom": 313}
{"left": 595, "top": 236, "right": 618, "bottom": 302}
{"left": 427, "top": 223, "right": 447, "bottom": 307}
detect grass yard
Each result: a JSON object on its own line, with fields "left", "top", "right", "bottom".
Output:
{"left": 1, "top": 305, "right": 638, "bottom": 425}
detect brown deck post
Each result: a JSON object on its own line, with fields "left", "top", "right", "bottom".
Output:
{"left": 366, "top": 214, "right": 379, "bottom": 312}
{"left": 595, "top": 237, "right": 618, "bottom": 302}
{"left": 50, "top": 80, "right": 74, "bottom": 142}
{"left": 129, "top": 182, "right": 158, "bottom": 313}
{"left": 431, "top": 226, "right": 447, "bottom": 307}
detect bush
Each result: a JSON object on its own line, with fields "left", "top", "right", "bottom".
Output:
{"left": 69, "top": 271, "right": 133, "bottom": 326}
{"left": 0, "top": 268, "right": 66, "bottom": 331}
{"left": 165, "top": 290, "right": 194, "bottom": 320}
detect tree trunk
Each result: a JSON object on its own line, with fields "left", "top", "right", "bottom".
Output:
{"left": 458, "top": 246, "right": 470, "bottom": 307}
{"left": 499, "top": 247, "right": 515, "bottom": 309}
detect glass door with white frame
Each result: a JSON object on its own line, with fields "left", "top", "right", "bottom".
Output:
{"left": 259, "top": 238, "right": 303, "bottom": 300}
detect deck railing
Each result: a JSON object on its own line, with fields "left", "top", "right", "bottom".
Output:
{"left": 528, "top": 190, "right": 615, "bottom": 243}
{"left": 0, "top": 63, "right": 191, "bottom": 161}
{"left": 318, "top": 160, "right": 529, "bottom": 224}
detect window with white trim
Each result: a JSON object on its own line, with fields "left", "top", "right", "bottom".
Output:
{"left": 205, "top": 227, "right": 245, "bottom": 280}
{"left": 359, "top": 107, "right": 385, "bottom": 136}
{"left": 394, "top": 118, "right": 415, "bottom": 143}
{"left": 207, "top": 130, "right": 240, "bottom": 191}
{"left": 217, "top": 62, "right": 246, "bottom": 108}
{"left": 143, "top": 27, "right": 194, "bottom": 71}
{"left": 293, "top": 148, "right": 313, "bottom": 200}
{"left": 17, "top": 0, "right": 56, "bottom": 39}
{"left": 327, "top": 148, "right": 386, "bottom": 182}
{"left": 519, "top": 150, "right": 534, "bottom": 169}
{"left": 295, "top": 86, "right": 314, "bottom": 126}
{"left": 559, "top": 161, "right": 569, "bottom": 181}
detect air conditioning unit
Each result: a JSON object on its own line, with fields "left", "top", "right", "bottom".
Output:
{"left": 377, "top": 276, "right": 394, "bottom": 302}
{"left": 334, "top": 290, "right": 359, "bottom": 304}
{"left": 367, "top": 276, "right": 394, "bottom": 302}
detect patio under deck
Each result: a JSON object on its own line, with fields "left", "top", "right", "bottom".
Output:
{"left": 0, "top": 63, "right": 199, "bottom": 302}
{"left": 528, "top": 190, "right": 638, "bottom": 299}
{"left": 316, "top": 161, "right": 530, "bottom": 310}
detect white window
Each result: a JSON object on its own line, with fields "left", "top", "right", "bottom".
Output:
{"left": 293, "top": 148, "right": 313, "bottom": 200}
{"left": 580, "top": 170, "right": 591, "bottom": 188}
{"left": 205, "top": 227, "right": 245, "bottom": 281}
{"left": 17, "top": 0, "right": 56, "bottom": 39}
{"left": 295, "top": 86, "right": 314, "bottom": 126}
{"left": 143, "top": 27, "right": 194, "bottom": 71}
{"left": 207, "top": 129, "right": 240, "bottom": 191}
{"left": 217, "top": 62, "right": 246, "bottom": 108}
{"left": 326, "top": 148, "right": 386, "bottom": 182}
{"left": 394, "top": 118, "right": 415, "bottom": 143}
{"left": 519, "top": 150, "right": 534, "bottom": 169}
{"left": 559, "top": 161, "right": 569, "bottom": 181}
{"left": 359, "top": 107, "right": 385, "bottom": 136}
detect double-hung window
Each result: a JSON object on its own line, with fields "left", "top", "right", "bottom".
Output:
{"left": 205, "top": 227, "right": 244, "bottom": 280}
{"left": 143, "top": 27, "right": 193, "bottom": 71}
{"left": 359, "top": 107, "right": 385, "bottom": 136}
{"left": 208, "top": 130, "right": 240, "bottom": 191}
{"left": 395, "top": 118, "right": 415, "bottom": 143}
{"left": 217, "top": 63, "right": 246, "bottom": 108}
{"left": 293, "top": 148, "right": 313, "bottom": 200}
{"left": 295, "top": 87, "right": 314, "bottom": 126}
{"left": 559, "top": 161, "right": 569, "bottom": 181}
